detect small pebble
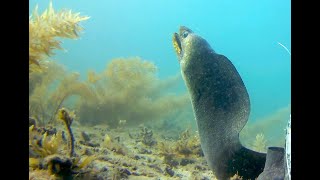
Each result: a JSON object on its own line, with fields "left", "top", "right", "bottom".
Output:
{"left": 165, "top": 166, "right": 174, "bottom": 177}
{"left": 81, "top": 131, "right": 91, "bottom": 142}
{"left": 180, "top": 158, "right": 195, "bottom": 166}
{"left": 120, "top": 168, "right": 131, "bottom": 175}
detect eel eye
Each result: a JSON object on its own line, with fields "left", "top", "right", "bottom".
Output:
{"left": 182, "top": 31, "right": 189, "bottom": 38}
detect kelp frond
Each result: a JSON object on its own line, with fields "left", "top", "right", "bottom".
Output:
{"left": 29, "top": 1, "right": 89, "bottom": 72}
{"left": 30, "top": 131, "right": 65, "bottom": 158}
{"left": 252, "top": 133, "right": 267, "bottom": 152}
{"left": 78, "top": 57, "right": 189, "bottom": 127}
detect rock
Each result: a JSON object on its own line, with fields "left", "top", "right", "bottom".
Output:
{"left": 120, "top": 168, "right": 131, "bottom": 176}
{"left": 134, "top": 155, "right": 141, "bottom": 160}
{"left": 139, "top": 148, "right": 152, "bottom": 154}
{"left": 79, "top": 140, "right": 100, "bottom": 147}
{"left": 180, "top": 158, "right": 195, "bottom": 166}
{"left": 194, "top": 165, "right": 207, "bottom": 171}
{"left": 165, "top": 166, "right": 174, "bottom": 177}
{"left": 43, "top": 155, "right": 72, "bottom": 175}
{"left": 81, "top": 131, "right": 91, "bottom": 142}
{"left": 29, "top": 117, "right": 36, "bottom": 127}
{"left": 122, "top": 162, "right": 130, "bottom": 167}
{"left": 82, "top": 148, "right": 93, "bottom": 156}
{"left": 201, "top": 177, "right": 210, "bottom": 180}
{"left": 37, "top": 126, "right": 57, "bottom": 136}
{"left": 148, "top": 164, "right": 163, "bottom": 173}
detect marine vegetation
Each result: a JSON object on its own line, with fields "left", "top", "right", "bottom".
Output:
{"left": 230, "top": 172, "right": 244, "bottom": 180}
{"left": 29, "top": 108, "right": 97, "bottom": 179}
{"left": 77, "top": 57, "right": 190, "bottom": 127}
{"left": 57, "top": 108, "right": 76, "bottom": 157}
{"left": 29, "top": 61, "right": 95, "bottom": 126}
{"left": 252, "top": 133, "right": 268, "bottom": 153}
{"left": 240, "top": 104, "right": 291, "bottom": 150}
{"left": 29, "top": 1, "right": 89, "bottom": 73}
{"left": 30, "top": 57, "right": 189, "bottom": 128}
{"left": 100, "top": 133, "right": 129, "bottom": 156}
{"left": 29, "top": 1, "right": 92, "bottom": 127}
{"left": 29, "top": 125, "right": 65, "bottom": 158}
{"left": 30, "top": 106, "right": 216, "bottom": 179}
{"left": 29, "top": 3, "right": 290, "bottom": 180}
{"left": 157, "top": 128, "right": 202, "bottom": 167}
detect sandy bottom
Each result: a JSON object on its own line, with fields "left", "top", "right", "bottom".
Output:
{"left": 29, "top": 122, "right": 217, "bottom": 180}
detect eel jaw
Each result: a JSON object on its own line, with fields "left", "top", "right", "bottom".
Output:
{"left": 172, "top": 32, "right": 183, "bottom": 61}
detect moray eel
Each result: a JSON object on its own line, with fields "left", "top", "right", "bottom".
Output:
{"left": 172, "top": 26, "right": 269, "bottom": 179}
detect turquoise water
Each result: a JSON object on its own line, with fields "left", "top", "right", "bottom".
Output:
{"left": 29, "top": 0, "right": 291, "bottom": 123}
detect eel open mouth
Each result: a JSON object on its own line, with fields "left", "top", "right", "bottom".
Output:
{"left": 172, "top": 32, "right": 182, "bottom": 58}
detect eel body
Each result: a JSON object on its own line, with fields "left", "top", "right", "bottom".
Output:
{"left": 172, "top": 26, "right": 268, "bottom": 179}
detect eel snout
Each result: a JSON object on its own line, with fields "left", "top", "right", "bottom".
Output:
{"left": 172, "top": 32, "right": 182, "bottom": 59}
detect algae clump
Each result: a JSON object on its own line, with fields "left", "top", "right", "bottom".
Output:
{"left": 29, "top": 1, "right": 89, "bottom": 72}
{"left": 78, "top": 57, "right": 190, "bottom": 127}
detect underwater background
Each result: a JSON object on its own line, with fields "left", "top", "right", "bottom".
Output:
{"left": 29, "top": 0, "right": 290, "bottom": 179}
{"left": 29, "top": 0, "right": 291, "bottom": 122}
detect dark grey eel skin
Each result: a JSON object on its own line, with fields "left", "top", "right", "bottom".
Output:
{"left": 172, "top": 26, "right": 285, "bottom": 180}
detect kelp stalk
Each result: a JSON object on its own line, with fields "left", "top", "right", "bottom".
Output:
{"left": 58, "top": 108, "right": 75, "bottom": 157}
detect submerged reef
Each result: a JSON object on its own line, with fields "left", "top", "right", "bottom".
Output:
{"left": 30, "top": 119, "right": 217, "bottom": 179}
{"left": 29, "top": 108, "right": 97, "bottom": 179}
